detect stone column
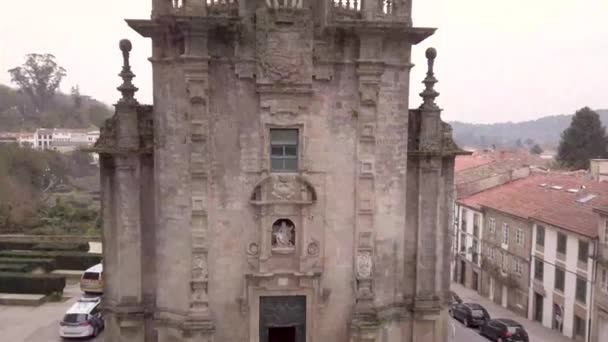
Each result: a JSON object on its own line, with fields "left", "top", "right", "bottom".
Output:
{"left": 104, "top": 39, "right": 145, "bottom": 341}
{"left": 405, "top": 48, "right": 462, "bottom": 342}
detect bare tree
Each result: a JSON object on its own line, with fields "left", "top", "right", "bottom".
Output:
{"left": 8, "top": 53, "right": 66, "bottom": 113}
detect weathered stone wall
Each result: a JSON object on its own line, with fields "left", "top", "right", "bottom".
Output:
{"left": 97, "top": 1, "right": 463, "bottom": 340}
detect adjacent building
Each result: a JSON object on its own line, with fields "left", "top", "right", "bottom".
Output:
{"left": 452, "top": 151, "right": 539, "bottom": 291}
{"left": 525, "top": 177, "right": 608, "bottom": 342}
{"left": 0, "top": 128, "right": 100, "bottom": 155}
{"left": 456, "top": 170, "right": 608, "bottom": 342}
{"left": 457, "top": 175, "right": 541, "bottom": 318}
{"left": 590, "top": 206, "right": 608, "bottom": 342}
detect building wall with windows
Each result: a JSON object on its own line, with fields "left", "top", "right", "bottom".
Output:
{"left": 454, "top": 205, "right": 483, "bottom": 291}
{"left": 591, "top": 211, "right": 608, "bottom": 342}
{"left": 479, "top": 208, "right": 531, "bottom": 317}
{"left": 529, "top": 222, "right": 594, "bottom": 342}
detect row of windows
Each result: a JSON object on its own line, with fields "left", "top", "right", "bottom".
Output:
{"left": 534, "top": 258, "right": 587, "bottom": 303}
{"left": 487, "top": 218, "right": 524, "bottom": 247}
{"left": 536, "top": 226, "right": 589, "bottom": 263}
{"left": 488, "top": 248, "right": 524, "bottom": 275}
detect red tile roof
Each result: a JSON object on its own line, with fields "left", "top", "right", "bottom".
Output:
{"left": 455, "top": 150, "right": 549, "bottom": 173}
{"left": 457, "top": 172, "right": 608, "bottom": 238}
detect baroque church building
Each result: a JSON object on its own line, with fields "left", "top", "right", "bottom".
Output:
{"left": 94, "top": 0, "right": 466, "bottom": 341}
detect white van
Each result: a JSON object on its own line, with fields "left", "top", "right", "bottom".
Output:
{"left": 80, "top": 263, "right": 103, "bottom": 294}
{"left": 59, "top": 297, "right": 104, "bottom": 338}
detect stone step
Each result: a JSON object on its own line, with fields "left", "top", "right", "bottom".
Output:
{"left": 51, "top": 269, "right": 83, "bottom": 284}
{"left": 0, "top": 293, "right": 47, "bottom": 306}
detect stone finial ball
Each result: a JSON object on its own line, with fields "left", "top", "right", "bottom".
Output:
{"left": 119, "top": 39, "right": 132, "bottom": 52}
{"left": 425, "top": 47, "right": 437, "bottom": 59}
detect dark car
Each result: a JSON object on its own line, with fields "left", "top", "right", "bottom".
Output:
{"left": 451, "top": 303, "right": 490, "bottom": 327}
{"left": 449, "top": 291, "right": 463, "bottom": 305}
{"left": 479, "top": 318, "right": 529, "bottom": 342}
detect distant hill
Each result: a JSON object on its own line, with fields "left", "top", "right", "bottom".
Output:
{"left": 450, "top": 109, "right": 608, "bottom": 150}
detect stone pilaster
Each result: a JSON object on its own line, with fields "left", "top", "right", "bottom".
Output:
{"left": 351, "top": 31, "right": 385, "bottom": 340}
{"left": 183, "top": 24, "right": 215, "bottom": 341}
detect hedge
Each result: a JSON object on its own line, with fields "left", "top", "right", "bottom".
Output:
{"left": 0, "top": 251, "right": 102, "bottom": 270}
{"left": 0, "top": 272, "right": 66, "bottom": 295}
{"left": 0, "top": 263, "right": 30, "bottom": 272}
{"left": 0, "top": 242, "right": 90, "bottom": 252}
{"left": 0, "top": 257, "right": 57, "bottom": 272}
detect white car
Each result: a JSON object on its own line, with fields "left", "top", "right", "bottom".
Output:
{"left": 59, "top": 297, "right": 104, "bottom": 338}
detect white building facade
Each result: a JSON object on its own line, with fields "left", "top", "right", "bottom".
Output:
{"left": 454, "top": 204, "right": 483, "bottom": 291}
{"left": 529, "top": 222, "right": 594, "bottom": 342}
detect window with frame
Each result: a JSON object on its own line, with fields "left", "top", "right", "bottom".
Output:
{"left": 536, "top": 225, "right": 545, "bottom": 247}
{"left": 501, "top": 252, "right": 508, "bottom": 272}
{"left": 516, "top": 228, "right": 524, "bottom": 246}
{"left": 573, "top": 315, "right": 586, "bottom": 337}
{"left": 554, "top": 267, "right": 565, "bottom": 292}
{"left": 604, "top": 220, "right": 608, "bottom": 244}
{"left": 461, "top": 209, "right": 468, "bottom": 229}
{"left": 557, "top": 232, "right": 567, "bottom": 255}
{"left": 460, "top": 233, "right": 467, "bottom": 252}
{"left": 502, "top": 223, "right": 509, "bottom": 245}
{"left": 578, "top": 240, "right": 589, "bottom": 263}
{"left": 602, "top": 268, "right": 608, "bottom": 292}
{"left": 473, "top": 214, "right": 481, "bottom": 237}
{"left": 489, "top": 218, "right": 496, "bottom": 234}
{"left": 472, "top": 239, "right": 479, "bottom": 263}
{"left": 270, "top": 129, "right": 298, "bottom": 172}
{"left": 575, "top": 277, "right": 586, "bottom": 304}
{"left": 513, "top": 258, "right": 523, "bottom": 275}
{"left": 534, "top": 258, "right": 543, "bottom": 281}
{"left": 489, "top": 247, "right": 495, "bottom": 261}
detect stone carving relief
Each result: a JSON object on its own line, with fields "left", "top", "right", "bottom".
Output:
{"left": 255, "top": 9, "right": 312, "bottom": 85}
{"left": 272, "top": 219, "right": 295, "bottom": 251}
{"left": 192, "top": 254, "right": 208, "bottom": 281}
{"left": 307, "top": 240, "right": 319, "bottom": 257}
{"left": 356, "top": 251, "right": 373, "bottom": 279}
{"left": 247, "top": 242, "right": 260, "bottom": 256}
{"left": 272, "top": 177, "right": 296, "bottom": 200}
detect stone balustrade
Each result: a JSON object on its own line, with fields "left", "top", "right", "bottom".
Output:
{"left": 154, "top": 0, "right": 405, "bottom": 20}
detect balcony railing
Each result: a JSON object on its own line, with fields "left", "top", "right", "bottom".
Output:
{"left": 332, "top": 0, "right": 398, "bottom": 20}
{"left": 166, "top": 0, "right": 239, "bottom": 16}
{"left": 333, "top": 0, "right": 362, "bottom": 19}
{"left": 266, "top": 0, "right": 304, "bottom": 9}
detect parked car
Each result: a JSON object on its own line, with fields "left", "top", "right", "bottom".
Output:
{"left": 479, "top": 318, "right": 529, "bottom": 342}
{"left": 80, "top": 263, "right": 103, "bottom": 294}
{"left": 447, "top": 291, "right": 463, "bottom": 315}
{"left": 449, "top": 291, "right": 463, "bottom": 305}
{"left": 450, "top": 302, "right": 490, "bottom": 327}
{"left": 59, "top": 297, "right": 104, "bottom": 338}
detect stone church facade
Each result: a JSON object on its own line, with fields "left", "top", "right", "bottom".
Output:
{"left": 93, "top": 0, "right": 465, "bottom": 341}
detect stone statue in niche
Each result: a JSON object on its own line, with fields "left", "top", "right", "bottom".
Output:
{"left": 272, "top": 219, "right": 295, "bottom": 251}
{"left": 356, "top": 251, "right": 373, "bottom": 279}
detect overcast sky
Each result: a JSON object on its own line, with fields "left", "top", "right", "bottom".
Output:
{"left": 0, "top": 0, "right": 606, "bottom": 124}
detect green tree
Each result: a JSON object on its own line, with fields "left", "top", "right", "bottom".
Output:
{"left": 557, "top": 107, "right": 608, "bottom": 170}
{"left": 530, "top": 144, "right": 543, "bottom": 155}
{"left": 8, "top": 54, "right": 66, "bottom": 113}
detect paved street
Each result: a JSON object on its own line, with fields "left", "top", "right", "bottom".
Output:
{"left": 448, "top": 316, "right": 487, "bottom": 342}
{"left": 0, "top": 282, "right": 103, "bottom": 341}
{"left": 451, "top": 283, "right": 573, "bottom": 342}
